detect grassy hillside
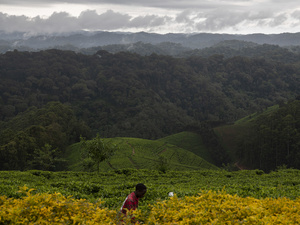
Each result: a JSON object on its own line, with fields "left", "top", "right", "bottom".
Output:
{"left": 158, "top": 131, "right": 215, "bottom": 164}
{"left": 64, "top": 136, "right": 218, "bottom": 172}
{"left": 214, "top": 124, "right": 250, "bottom": 162}
{"left": 234, "top": 105, "right": 279, "bottom": 124}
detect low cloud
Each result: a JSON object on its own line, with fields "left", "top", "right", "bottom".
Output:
{"left": 0, "top": 2, "right": 300, "bottom": 34}
{"left": 78, "top": 10, "right": 131, "bottom": 30}
{"left": 130, "top": 15, "right": 171, "bottom": 28}
{"left": 0, "top": 10, "right": 170, "bottom": 34}
{"left": 269, "top": 14, "right": 287, "bottom": 27}
{"left": 174, "top": 8, "right": 296, "bottom": 33}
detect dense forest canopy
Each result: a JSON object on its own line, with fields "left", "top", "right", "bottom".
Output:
{"left": 0, "top": 102, "right": 90, "bottom": 170}
{"left": 236, "top": 99, "right": 300, "bottom": 171}
{"left": 0, "top": 48, "right": 299, "bottom": 171}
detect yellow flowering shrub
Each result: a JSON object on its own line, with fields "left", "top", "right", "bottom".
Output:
{"left": 0, "top": 186, "right": 118, "bottom": 224}
{"left": 1, "top": 187, "right": 300, "bottom": 224}
{"left": 135, "top": 190, "right": 300, "bottom": 224}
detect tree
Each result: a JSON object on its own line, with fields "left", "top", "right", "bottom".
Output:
{"left": 80, "top": 134, "right": 116, "bottom": 173}
{"left": 158, "top": 156, "right": 169, "bottom": 173}
{"left": 0, "top": 131, "right": 37, "bottom": 170}
{"left": 29, "top": 144, "right": 59, "bottom": 171}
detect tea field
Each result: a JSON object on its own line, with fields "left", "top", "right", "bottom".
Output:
{"left": 1, "top": 169, "right": 300, "bottom": 224}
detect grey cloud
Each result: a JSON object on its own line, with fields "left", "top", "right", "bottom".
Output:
{"left": 0, "top": 0, "right": 299, "bottom": 34}
{"left": 42, "top": 12, "right": 80, "bottom": 32}
{"left": 291, "top": 10, "right": 300, "bottom": 27}
{"left": 0, "top": 12, "right": 82, "bottom": 33}
{"left": 1, "top": 0, "right": 236, "bottom": 10}
{"left": 195, "top": 10, "right": 248, "bottom": 31}
{"left": 0, "top": 9, "right": 171, "bottom": 34}
{"left": 269, "top": 14, "right": 287, "bottom": 27}
{"left": 248, "top": 11, "right": 274, "bottom": 20}
{"left": 130, "top": 15, "right": 170, "bottom": 28}
{"left": 0, "top": 10, "right": 129, "bottom": 34}
{"left": 176, "top": 10, "right": 194, "bottom": 23}
{"left": 291, "top": 10, "right": 300, "bottom": 20}
{"left": 191, "top": 6, "right": 294, "bottom": 32}
{"left": 2, "top": 0, "right": 300, "bottom": 14}
{"left": 0, "top": 13, "right": 34, "bottom": 33}
{"left": 78, "top": 10, "right": 131, "bottom": 30}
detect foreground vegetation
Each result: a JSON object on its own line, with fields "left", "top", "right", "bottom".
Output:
{"left": 1, "top": 169, "right": 300, "bottom": 207}
{"left": 1, "top": 188, "right": 300, "bottom": 224}
{"left": 1, "top": 169, "right": 300, "bottom": 224}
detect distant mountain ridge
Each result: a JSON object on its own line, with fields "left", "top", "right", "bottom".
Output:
{"left": 1, "top": 31, "right": 300, "bottom": 52}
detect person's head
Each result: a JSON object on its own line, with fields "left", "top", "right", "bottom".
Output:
{"left": 135, "top": 183, "right": 147, "bottom": 198}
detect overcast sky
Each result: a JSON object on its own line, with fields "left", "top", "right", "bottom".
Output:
{"left": 0, "top": 0, "right": 300, "bottom": 35}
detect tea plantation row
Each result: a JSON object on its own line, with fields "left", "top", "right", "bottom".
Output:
{"left": 1, "top": 169, "right": 300, "bottom": 210}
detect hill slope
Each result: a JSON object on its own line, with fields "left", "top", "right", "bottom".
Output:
{"left": 214, "top": 100, "right": 300, "bottom": 171}
{"left": 2, "top": 31, "right": 300, "bottom": 52}
{"left": 0, "top": 49, "right": 299, "bottom": 171}
{"left": 1, "top": 50, "right": 299, "bottom": 140}
{"left": 214, "top": 105, "right": 280, "bottom": 162}
{"left": 65, "top": 136, "right": 219, "bottom": 172}
{"left": 158, "top": 131, "right": 215, "bottom": 164}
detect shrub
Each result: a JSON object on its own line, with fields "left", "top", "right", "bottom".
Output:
{"left": 0, "top": 186, "right": 117, "bottom": 224}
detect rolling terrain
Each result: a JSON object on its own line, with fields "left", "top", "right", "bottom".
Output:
{"left": 64, "top": 134, "right": 218, "bottom": 172}
{"left": 0, "top": 32, "right": 299, "bottom": 172}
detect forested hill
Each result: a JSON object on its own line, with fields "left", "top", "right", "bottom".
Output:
{"left": 1, "top": 49, "right": 299, "bottom": 137}
{"left": 0, "top": 49, "right": 300, "bottom": 171}
{"left": 2, "top": 31, "right": 300, "bottom": 52}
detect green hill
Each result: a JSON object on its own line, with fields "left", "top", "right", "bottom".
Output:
{"left": 234, "top": 105, "right": 279, "bottom": 125}
{"left": 213, "top": 101, "right": 300, "bottom": 171}
{"left": 64, "top": 136, "right": 219, "bottom": 172}
{"left": 158, "top": 131, "right": 215, "bottom": 164}
{"left": 214, "top": 104, "right": 280, "bottom": 162}
{"left": 1, "top": 49, "right": 300, "bottom": 171}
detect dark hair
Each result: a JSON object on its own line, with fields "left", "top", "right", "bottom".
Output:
{"left": 136, "top": 183, "right": 147, "bottom": 191}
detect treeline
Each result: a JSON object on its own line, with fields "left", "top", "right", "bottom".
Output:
{"left": 124, "top": 42, "right": 300, "bottom": 64}
{"left": 79, "top": 41, "right": 300, "bottom": 64}
{"left": 181, "top": 41, "right": 300, "bottom": 64}
{"left": 236, "top": 99, "right": 300, "bottom": 171}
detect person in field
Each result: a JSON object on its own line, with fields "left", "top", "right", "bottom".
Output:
{"left": 120, "top": 183, "right": 147, "bottom": 222}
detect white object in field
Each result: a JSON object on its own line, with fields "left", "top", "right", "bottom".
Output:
{"left": 168, "top": 192, "right": 174, "bottom": 197}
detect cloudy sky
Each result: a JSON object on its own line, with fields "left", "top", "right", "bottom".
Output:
{"left": 0, "top": 0, "right": 300, "bottom": 35}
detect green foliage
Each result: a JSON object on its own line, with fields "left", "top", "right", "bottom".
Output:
{"left": 0, "top": 102, "right": 91, "bottom": 171}
{"left": 1, "top": 49, "right": 300, "bottom": 171}
{"left": 157, "top": 156, "right": 169, "bottom": 173}
{"left": 216, "top": 100, "right": 300, "bottom": 171}
{"left": 1, "top": 169, "right": 300, "bottom": 210}
{"left": 1, "top": 49, "right": 299, "bottom": 141}
{"left": 66, "top": 136, "right": 218, "bottom": 172}
{"left": 183, "top": 42, "right": 300, "bottom": 63}
{"left": 158, "top": 131, "right": 215, "bottom": 164}
{"left": 242, "top": 100, "right": 300, "bottom": 171}
{"left": 234, "top": 105, "right": 279, "bottom": 124}
{"left": 80, "top": 134, "right": 117, "bottom": 173}
{"left": 29, "top": 144, "right": 66, "bottom": 171}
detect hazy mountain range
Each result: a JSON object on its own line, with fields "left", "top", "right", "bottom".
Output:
{"left": 1, "top": 31, "right": 300, "bottom": 53}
